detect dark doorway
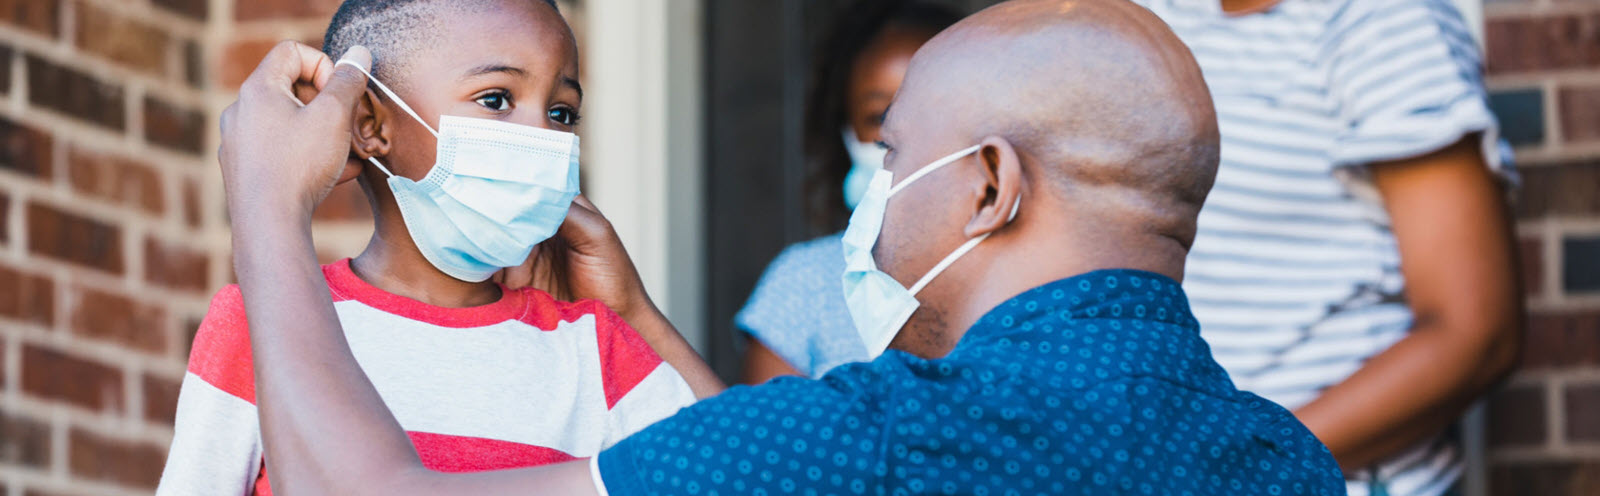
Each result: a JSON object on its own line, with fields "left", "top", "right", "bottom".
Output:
{"left": 702, "top": 0, "right": 1000, "bottom": 382}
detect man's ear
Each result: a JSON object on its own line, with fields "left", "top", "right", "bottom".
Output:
{"left": 963, "top": 135, "right": 1024, "bottom": 238}
{"left": 342, "top": 87, "right": 392, "bottom": 184}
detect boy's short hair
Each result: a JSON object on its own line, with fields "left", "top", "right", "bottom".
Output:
{"left": 322, "top": 0, "right": 559, "bottom": 87}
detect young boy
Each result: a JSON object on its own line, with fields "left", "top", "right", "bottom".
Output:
{"left": 156, "top": 1, "right": 703, "bottom": 494}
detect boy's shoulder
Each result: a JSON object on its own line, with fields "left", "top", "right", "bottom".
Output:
{"left": 187, "top": 283, "right": 256, "bottom": 403}
{"left": 187, "top": 263, "right": 345, "bottom": 404}
{"left": 513, "top": 288, "right": 670, "bottom": 409}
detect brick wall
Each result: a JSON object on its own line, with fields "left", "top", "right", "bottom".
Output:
{"left": 0, "top": 0, "right": 585, "bottom": 494}
{"left": 1483, "top": 0, "right": 1600, "bottom": 495}
{"left": 0, "top": 0, "right": 368, "bottom": 494}
{"left": 0, "top": 0, "right": 1594, "bottom": 495}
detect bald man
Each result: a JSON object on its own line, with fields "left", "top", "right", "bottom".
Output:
{"left": 219, "top": 0, "right": 1346, "bottom": 494}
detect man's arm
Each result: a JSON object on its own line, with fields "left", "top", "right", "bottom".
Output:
{"left": 223, "top": 42, "right": 597, "bottom": 495}
{"left": 1292, "top": 136, "right": 1523, "bottom": 471}
{"left": 501, "top": 196, "right": 726, "bottom": 398}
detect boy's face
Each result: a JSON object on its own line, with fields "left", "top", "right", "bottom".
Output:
{"left": 362, "top": 0, "right": 581, "bottom": 182}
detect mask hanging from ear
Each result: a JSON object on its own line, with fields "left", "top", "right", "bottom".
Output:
{"left": 840, "top": 144, "right": 1020, "bottom": 358}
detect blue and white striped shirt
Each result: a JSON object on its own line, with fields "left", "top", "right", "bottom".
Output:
{"left": 1134, "top": 1, "right": 1508, "bottom": 495}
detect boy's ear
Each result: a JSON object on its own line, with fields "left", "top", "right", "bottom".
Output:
{"left": 343, "top": 87, "right": 392, "bottom": 184}
{"left": 963, "top": 135, "right": 1024, "bottom": 238}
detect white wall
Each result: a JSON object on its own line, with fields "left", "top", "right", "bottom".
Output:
{"left": 578, "top": 0, "right": 708, "bottom": 353}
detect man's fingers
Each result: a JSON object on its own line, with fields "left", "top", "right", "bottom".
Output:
{"left": 308, "top": 46, "right": 372, "bottom": 118}
{"left": 246, "top": 41, "right": 330, "bottom": 95}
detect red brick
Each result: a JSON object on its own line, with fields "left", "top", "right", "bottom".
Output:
{"left": 0, "top": 45, "right": 11, "bottom": 95}
{"left": 144, "top": 96, "right": 205, "bottom": 155}
{"left": 144, "top": 236, "right": 209, "bottom": 292}
{"left": 0, "top": 411, "right": 51, "bottom": 469}
{"left": 182, "top": 39, "right": 203, "bottom": 89}
{"left": 1487, "top": 13, "right": 1600, "bottom": 74}
{"left": 1516, "top": 160, "right": 1600, "bottom": 219}
{"left": 25, "top": 202, "right": 124, "bottom": 274}
{"left": 1520, "top": 237, "right": 1542, "bottom": 298}
{"left": 153, "top": 0, "right": 208, "bottom": 21}
{"left": 218, "top": 38, "right": 277, "bottom": 90}
{"left": 0, "top": 189, "right": 7, "bottom": 242}
{"left": 0, "top": 117, "right": 54, "bottom": 179}
{"left": 0, "top": 0, "right": 60, "bottom": 38}
{"left": 1520, "top": 310, "right": 1600, "bottom": 369}
{"left": 1567, "top": 383, "right": 1600, "bottom": 443}
{"left": 20, "top": 344, "right": 123, "bottom": 411}
{"left": 1491, "top": 462, "right": 1600, "bottom": 496}
{"left": 143, "top": 374, "right": 180, "bottom": 425}
{"left": 0, "top": 263, "right": 54, "bottom": 326}
{"left": 182, "top": 177, "right": 202, "bottom": 229}
{"left": 312, "top": 180, "right": 374, "bottom": 222}
{"left": 70, "top": 286, "right": 166, "bottom": 354}
{"left": 75, "top": 2, "right": 171, "bottom": 76}
{"left": 234, "top": 0, "right": 341, "bottom": 21}
{"left": 66, "top": 147, "right": 164, "bottom": 215}
{"left": 68, "top": 429, "right": 165, "bottom": 489}
{"left": 1488, "top": 384, "right": 1547, "bottom": 448}
{"left": 1560, "top": 85, "right": 1600, "bottom": 144}
{"left": 25, "top": 54, "right": 125, "bottom": 131}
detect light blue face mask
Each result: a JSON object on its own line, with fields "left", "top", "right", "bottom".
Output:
{"left": 841, "top": 144, "right": 1019, "bottom": 358}
{"left": 841, "top": 126, "right": 887, "bottom": 210}
{"left": 339, "top": 60, "right": 581, "bottom": 283}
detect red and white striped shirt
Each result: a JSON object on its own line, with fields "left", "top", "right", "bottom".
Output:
{"left": 156, "top": 259, "right": 696, "bottom": 496}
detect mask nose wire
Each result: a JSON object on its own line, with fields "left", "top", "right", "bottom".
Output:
{"left": 335, "top": 59, "right": 438, "bottom": 178}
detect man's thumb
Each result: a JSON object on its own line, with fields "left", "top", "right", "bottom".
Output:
{"left": 312, "top": 45, "right": 372, "bottom": 115}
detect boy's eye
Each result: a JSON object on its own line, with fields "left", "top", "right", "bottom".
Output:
{"left": 548, "top": 107, "right": 580, "bottom": 126}
{"left": 874, "top": 140, "right": 891, "bottom": 151}
{"left": 475, "top": 92, "right": 512, "bottom": 111}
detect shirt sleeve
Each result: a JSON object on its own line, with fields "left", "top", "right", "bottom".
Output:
{"left": 585, "top": 299, "right": 698, "bottom": 448}
{"left": 155, "top": 285, "right": 265, "bottom": 496}
{"left": 596, "top": 373, "right": 891, "bottom": 495}
{"left": 1326, "top": 0, "right": 1511, "bottom": 198}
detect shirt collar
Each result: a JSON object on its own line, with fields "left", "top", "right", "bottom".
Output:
{"left": 957, "top": 269, "right": 1198, "bottom": 346}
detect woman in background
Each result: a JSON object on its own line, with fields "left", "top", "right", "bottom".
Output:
{"left": 738, "top": 0, "right": 962, "bottom": 384}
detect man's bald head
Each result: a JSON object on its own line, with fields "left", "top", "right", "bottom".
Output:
{"left": 889, "top": 0, "right": 1218, "bottom": 247}
{"left": 872, "top": 0, "right": 1219, "bottom": 358}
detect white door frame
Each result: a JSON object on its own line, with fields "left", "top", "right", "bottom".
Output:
{"left": 580, "top": 0, "right": 708, "bottom": 353}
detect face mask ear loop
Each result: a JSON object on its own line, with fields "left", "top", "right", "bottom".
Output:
{"left": 334, "top": 59, "right": 439, "bottom": 138}
{"left": 366, "top": 156, "right": 396, "bottom": 178}
{"left": 906, "top": 196, "right": 1021, "bottom": 297}
{"left": 888, "top": 145, "right": 982, "bottom": 196}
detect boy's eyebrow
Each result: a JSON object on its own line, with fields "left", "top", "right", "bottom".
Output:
{"left": 461, "top": 64, "right": 527, "bottom": 80}
{"left": 562, "top": 76, "right": 583, "bottom": 100}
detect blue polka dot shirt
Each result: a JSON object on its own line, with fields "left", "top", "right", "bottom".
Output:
{"left": 598, "top": 269, "right": 1347, "bottom": 495}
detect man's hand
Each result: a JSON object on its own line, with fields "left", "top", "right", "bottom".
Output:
{"left": 498, "top": 196, "right": 728, "bottom": 397}
{"left": 218, "top": 42, "right": 371, "bottom": 225}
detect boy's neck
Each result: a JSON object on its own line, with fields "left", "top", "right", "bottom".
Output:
{"left": 349, "top": 233, "right": 505, "bottom": 309}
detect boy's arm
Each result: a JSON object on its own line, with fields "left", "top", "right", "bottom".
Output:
{"left": 1291, "top": 137, "right": 1523, "bottom": 471}
{"left": 224, "top": 43, "right": 601, "bottom": 495}
{"left": 156, "top": 286, "right": 265, "bottom": 496}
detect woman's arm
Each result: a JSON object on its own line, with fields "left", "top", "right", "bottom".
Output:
{"left": 741, "top": 336, "right": 805, "bottom": 385}
{"left": 1292, "top": 136, "right": 1524, "bottom": 471}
